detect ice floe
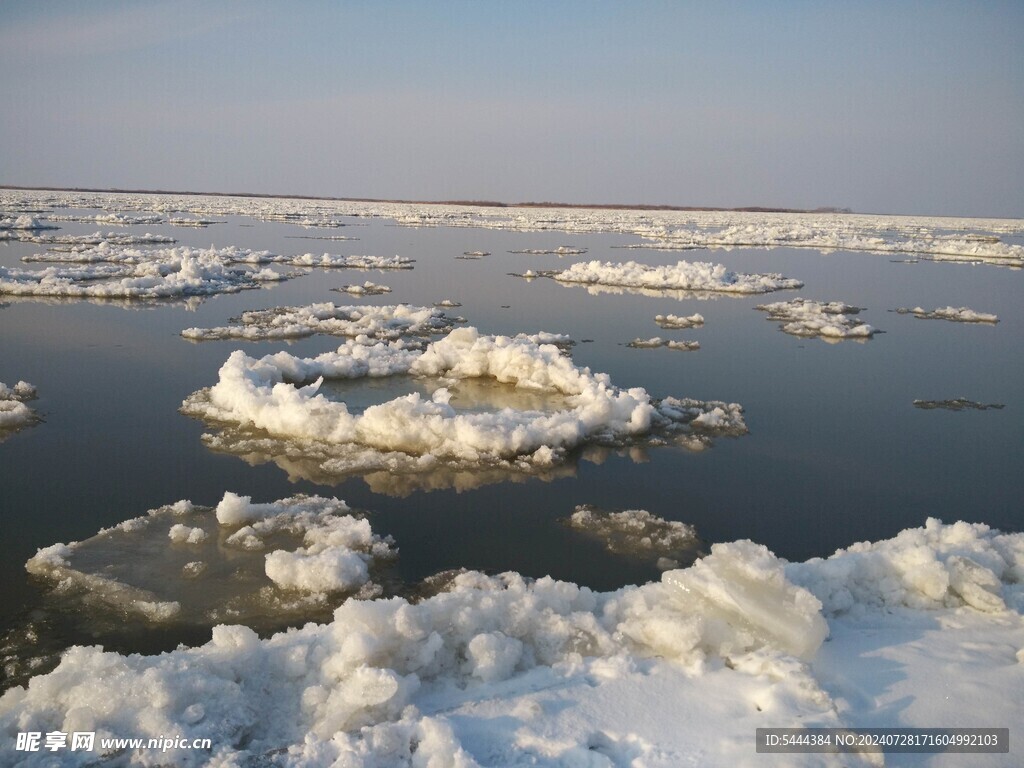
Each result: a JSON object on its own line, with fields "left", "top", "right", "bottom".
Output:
{"left": 0, "top": 380, "right": 39, "bottom": 436}
{"left": 0, "top": 249, "right": 287, "bottom": 300}
{"left": 0, "top": 215, "right": 57, "bottom": 231}
{"left": 541, "top": 259, "right": 804, "bottom": 294}
{"left": 3, "top": 518, "right": 1021, "bottom": 766}
{"left": 755, "top": 298, "right": 875, "bottom": 340}
{"left": 181, "top": 303, "right": 457, "bottom": 342}
{"left": 894, "top": 306, "right": 999, "bottom": 323}
{"left": 24, "top": 493, "right": 396, "bottom": 627}
{"left": 654, "top": 312, "right": 705, "bottom": 329}
{"left": 180, "top": 327, "right": 747, "bottom": 481}
{"left": 331, "top": 281, "right": 392, "bottom": 296}
{"left": 567, "top": 506, "right": 699, "bottom": 569}
{"left": 627, "top": 337, "right": 700, "bottom": 351}
{"left": 509, "top": 246, "right": 587, "bottom": 255}
{"left": 912, "top": 398, "right": 1006, "bottom": 411}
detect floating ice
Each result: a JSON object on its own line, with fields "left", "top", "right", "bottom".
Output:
{"left": 0, "top": 214, "right": 57, "bottom": 231}
{"left": 894, "top": 306, "right": 999, "bottom": 324}
{"left": 567, "top": 506, "right": 699, "bottom": 569}
{"left": 0, "top": 380, "right": 39, "bottom": 435}
{"left": 655, "top": 312, "right": 705, "bottom": 329}
{"left": 434, "top": 298, "right": 461, "bottom": 307}
{"left": 1, "top": 248, "right": 287, "bottom": 300}
{"left": 546, "top": 259, "right": 803, "bottom": 294}
{"left": 755, "top": 298, "right": 875, "bottom": 340}
{"left": 181, "top": 303, "right": 456, "bottom": 342}
{"left": 509, "top": 246, "right": 587, "bottom": 255}
{"left": 627, "top": 337, "right": 700, "bottom": 351}
{"left": 7, "top": 519, "right": 1019, "bottom": 766}
{"left": 331, "top": 281, "right": 392, "bottom": 296}
{"left": 181, "top": 327, "right": 746, "bottom": 480}
{"left": 912, "top": 398, "right": 1005, "bottom": 411}
{"left": 24, "top": 493, "right": 396, "bottom": 626}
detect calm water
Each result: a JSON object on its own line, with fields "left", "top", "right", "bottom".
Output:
{"left": 1, "top": 208, "right": 1022, "bottom": 675}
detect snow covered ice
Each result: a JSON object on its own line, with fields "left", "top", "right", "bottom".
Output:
{"left": 755, "top": 298, "right": 876, "bottom": 340}
{"left": 567, "top": 506, "right": 699, "bottom": 569}
{"left": 894, "top": 306, "right": 999, "bottom": 324}
{"left": 546, "top": 259, "right": 804, "bottom": 294}
{"left": 0, "top": 380, "right": 39, "bottom": 437}
{"left": 3, "top": 518, "right": 1022, "bottom": 767}
{"left": 180, "top": 327, "right": 747, "bottom": 480}
{"left": 654, "top": 312, "right": 704, "bottom": 329}
{"left": 181, "top": 303, "right": 458, "bottom": 342}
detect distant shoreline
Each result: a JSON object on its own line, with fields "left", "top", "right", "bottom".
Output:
{"left": 0, "top": 184, "right": 852, "bottom": 216}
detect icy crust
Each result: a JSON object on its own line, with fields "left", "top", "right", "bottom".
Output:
{"left": 181, "top": 327, "right": 747, "bottom": 478}
{"left": 548, "top": 259, "right": 803, "bottom": 294}
{"left": 755, "top": 298, "right": 875, "bottom": 340}
{"left": 786, "top": 518, "right": 1024, "bottom": 616}
{"left": 181, "top": 303, "right": 456, "bottom": 342}
{"left": 24, "top": 494, "right": 396, "bottom": 625}
{"left": 568, "top": 506, "right": 699, "bottom": 569}
{"left": 0, "top": 248, "right": 288, "bottom": 300}
{"left": 0, "top": 380, "right": 39, "bottom": 433}
{"left": 7, "top": 520, "right": 1022, "bottom": 766}
{"left": 894, "top": 306, "right": 999, "bottom": 323}
{"left": 5, "top": 231, "right": 176, "bottom": 247}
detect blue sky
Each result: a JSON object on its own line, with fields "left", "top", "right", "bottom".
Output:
{"left": 1, "top": 0, "right": 1021, "bottom": 216}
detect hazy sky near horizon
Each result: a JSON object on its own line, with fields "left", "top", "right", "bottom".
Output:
{"left": 1, "top": 1, "right": 1021, "bottom": 217}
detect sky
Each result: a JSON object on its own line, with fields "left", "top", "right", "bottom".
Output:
{"left": 1, "top": 0, "right": 1022, "bottom": 217}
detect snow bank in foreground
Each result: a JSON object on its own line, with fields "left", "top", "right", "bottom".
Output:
{"left": 0, "top": 380, "right": 38, "bottom": 433}
{"left": 181, "top": 327, "right": 746, "bottom": 479}
{"left": 181, "top": 303, "right": 456, "bottom": 342}
{"left": 755, "top": 298, "right": 875, "bottom": 340}
{"left": 1, "top": 248, "right": 288, "bottom": 300}
{"left": 894, "top": 306, "right": 999, "bottom": 323}
{"left": 548, "top": 259, "right": 803, "bottom": 294}
{"left": 4, "top": 518, "right": 1022, "bottom": 767}
{"left": 25, "top": 494, "right": 396, "bottom": 625}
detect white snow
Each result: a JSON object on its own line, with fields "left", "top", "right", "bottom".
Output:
{"left": 549, "top": 259, "right": 804, "bottom": 294}
{"left": 4, "top": 518, "right": 1022, "bottom": 766}
{"left": 180, "top": 327, "right": 746, "bottom": 478}
{"left": 895, "top": 306, "right": 1000, "bottom": 323}
{"left": 181, "top": 303, "right": 457, "bottom": 342}
{"left": 755, "top": 298, "right": 875, "bottom": 340}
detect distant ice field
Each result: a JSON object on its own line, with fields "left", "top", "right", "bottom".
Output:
{"left": 1, "top": 189, "right": 1021, "bottom": 692}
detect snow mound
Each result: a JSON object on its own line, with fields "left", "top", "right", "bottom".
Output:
{"left": 755, "top": 298, "right": 875, "bottom": 340}
{"left": 655, "top": 312, "right": 704, "bottom": 329}
{"left": 181, "top": 327, "right": 746, "bottom": 480}
{"left": 894, "top": 306, "right": 999, "bottom": 323}
{"left": 0, "top": 214, "right": 58, "bottom": 230}
{"left": 0, "top": 380, "right": 39, "bottom": 434}
{"left": 568, "top": 506, "right": 699, "bottom": 568}
{"left": 550, "top": 259, "right": 803, "bottom": 294}
{"left": 787, "top": 518, "right": 1024, "bottom": 616}
{"left": 24, "top": 493, "right": 396, "bottom": 626}
{"left": 181, "top": 303, "right": 456, "bottom": 342}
